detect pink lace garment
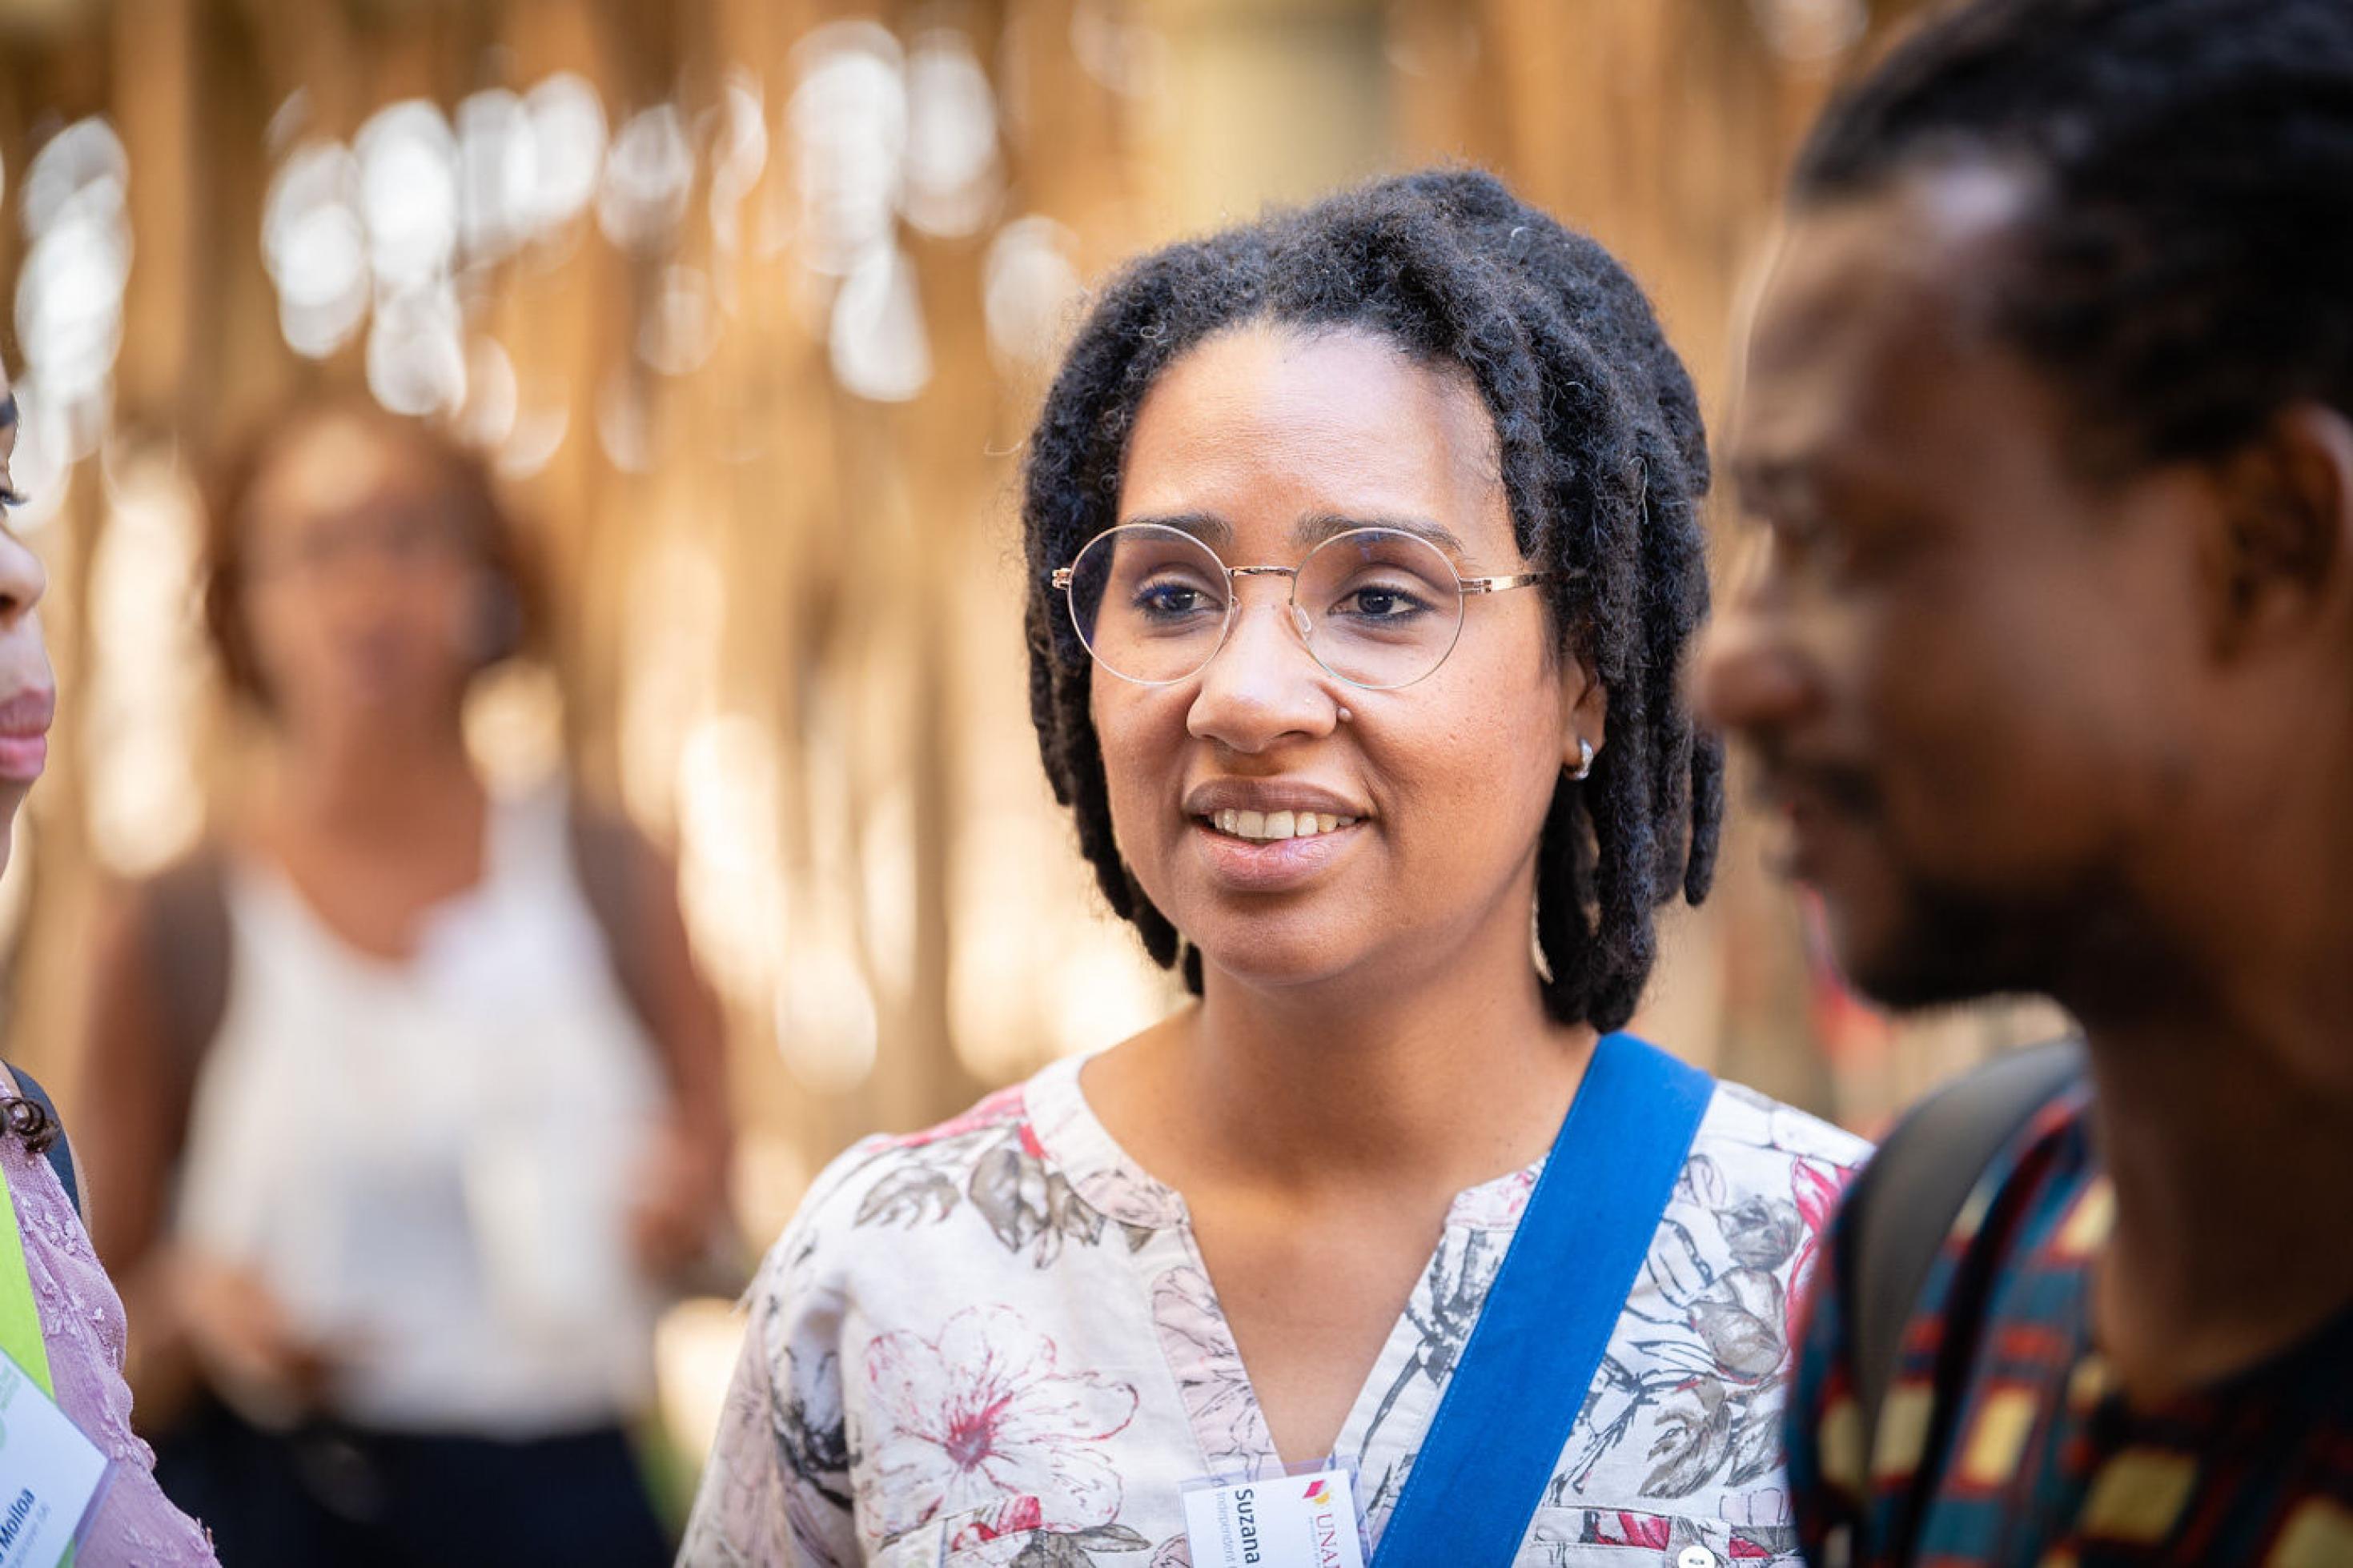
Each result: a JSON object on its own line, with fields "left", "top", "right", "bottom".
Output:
{"left": 2, "top": 1121, "right": 219, "bottom": 1565}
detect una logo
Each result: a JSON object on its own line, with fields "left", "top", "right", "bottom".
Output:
{"left": 1302, "top": 1479, "right": 1331, "bottom": 1506}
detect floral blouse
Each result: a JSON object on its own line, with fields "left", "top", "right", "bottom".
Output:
{"left": 681, "top": 1052, "right": 1869, "bottom": 1568}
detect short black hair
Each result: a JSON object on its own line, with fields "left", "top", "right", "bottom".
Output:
{"left": 1020, "top": 168, "right": 1722, "bottom": 1033}
{"left": 1795, "top": 0, "right": 2353, "bottom": 468}
{"left": 203, "top": 394, "right": 544, "bottom": 709}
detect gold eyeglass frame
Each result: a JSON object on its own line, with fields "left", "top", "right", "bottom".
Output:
{"left": 1050, "top": 522, "right": 1568, "bottom": 692}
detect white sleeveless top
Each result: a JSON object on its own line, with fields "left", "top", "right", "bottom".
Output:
{"left": 174, "top": 784, "right": 666, "bottom": 1437}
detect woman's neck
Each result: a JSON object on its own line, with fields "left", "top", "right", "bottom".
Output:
{"left": 271, "top": 718, "right": 481, "bottom": 841}
{"left": 1097, "top": 896, "right": 1597, "bottom": 1205}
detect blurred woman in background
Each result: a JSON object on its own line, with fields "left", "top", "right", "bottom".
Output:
{"left": 78, "top": 398, "right": 733, "bottom": 1568}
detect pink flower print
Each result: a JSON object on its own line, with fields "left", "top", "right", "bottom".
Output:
{"left": 861, "top": 1306, "right": 1139, "bottom": 1539}
{"left": 1600, "top": 1511, "right": 1675, "bottom": 1549}
{"left": 1072, "top": 1165, "right": 1186, "bottom": 1234}
{"left": 880, "top": 1085, "right": 1028, "bottom": 1150}
{"left": 1785, "top": 1157, "right": 1860, "bottom": 1323}
{"left": 1724, "top": 1482, "right": 1800, "bottom": 1562}
{"left": 1447, "top": 1163, "right": 1539, "bottom": 1230}
{"left": 949, "top": 1495, "right": 1043, "bottom": 1546}
{"left": 1789, "top": 1159, "right": 1846, "bottom": 1239}
{"left": 946, "top": 1498, "right": 1054, "bottom": 1566}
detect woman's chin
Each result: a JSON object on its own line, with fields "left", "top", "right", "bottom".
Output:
{"left": 1188, "top": 923, "right": 1371, "bottom": 996}
{"left": 0, "top": 789, "right": 28, "bottom": 875}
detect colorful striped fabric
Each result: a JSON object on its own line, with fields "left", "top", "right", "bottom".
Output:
{"left": 1784, "top": 1085, "right": 2353, "bottom": 1566}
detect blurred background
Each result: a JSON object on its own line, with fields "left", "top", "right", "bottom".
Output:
{"left": 0, "top": 0, "right": 2060, "bottom": 1518}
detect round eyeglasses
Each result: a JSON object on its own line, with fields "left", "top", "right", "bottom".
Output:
{"left": 1050, "top": 523, "right": 1560, "bottom": 691}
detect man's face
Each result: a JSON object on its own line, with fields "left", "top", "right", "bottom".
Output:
{"left": 1696, "top": 166, "right": 2227, "bottom": 1009}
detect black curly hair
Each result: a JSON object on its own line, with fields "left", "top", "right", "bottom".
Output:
{"left": 1794, "top": 0, "right": 2353, "bottom": 470}
{"left": 1020, "top": 168, "right": 1723, "bottom": 1033}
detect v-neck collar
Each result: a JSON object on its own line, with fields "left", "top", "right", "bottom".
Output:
{"left": 1023, "top": 1052, "right": 1548, "bottom": 1234}
{"left": 1022, "top": 1051, "right": 1552, "bottom": 1518}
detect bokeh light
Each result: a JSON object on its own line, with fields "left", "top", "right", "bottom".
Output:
{"left": 597, "top": 103, "right": 693, "bottom": 254}
{"left": 791, "top": 22, "right": 906, "bottom": 277}
{"left": 901, "top": 29, "right": 1001, "bottom": 238}
{"left": 16, "top": 118, "right": 130, "bottom": 447}
{"left": 265, "top": 142, "right": 371, "bottom": 359}
{"left": 829, "top": 242, "right": 931, "bottom": 403}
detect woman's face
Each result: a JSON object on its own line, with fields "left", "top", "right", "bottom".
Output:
{"left": 241, "top": 415, "right": 487, "bottom": 741}
{"left": 0, "top": 376, "right": 54, "bottom": 876}
{"left": 1091, "top": 323, "right": 1600, "bottom": 997}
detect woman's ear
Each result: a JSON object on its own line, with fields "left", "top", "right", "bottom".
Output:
{"left": 1564, "top": 660, "right": 1607, "bottom": 776}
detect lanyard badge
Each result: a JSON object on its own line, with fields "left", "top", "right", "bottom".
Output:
{"left": 0, "top": 1351, "right": 109, "bottom": 1567}
{"left": 1182, "top": 1465, "right": 1367, "bottom": 1568}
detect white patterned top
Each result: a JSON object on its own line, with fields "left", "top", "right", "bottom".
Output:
{"left": 681, "top": 1051, "right": 1869, "bottom": 1568}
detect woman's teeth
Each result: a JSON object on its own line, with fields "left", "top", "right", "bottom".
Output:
{"left": 1211, "top": 808, "right": 1358, "bottom": 841}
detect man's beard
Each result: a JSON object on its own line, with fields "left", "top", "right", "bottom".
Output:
{"left": 1835, "top": 866, "right": 2116, "bottom": 1014}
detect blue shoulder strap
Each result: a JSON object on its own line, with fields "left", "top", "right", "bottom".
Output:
{"left": 1373, "top": 1033, "right": 1714, "bottom": 1566}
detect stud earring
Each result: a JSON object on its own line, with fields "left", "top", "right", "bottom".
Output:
{"left": 1337, "top": 707, "right": 1354, "bottom": 724}
{"left": 1572, "top": 738, "right": 1596, "bottom": 780}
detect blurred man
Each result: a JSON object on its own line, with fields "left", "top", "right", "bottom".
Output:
{"left": 1697, "top": 0, "right": 2353, "bottom": 1562}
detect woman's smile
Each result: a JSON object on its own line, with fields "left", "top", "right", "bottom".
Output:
{"left": 1189, "top": 812, "right": 1369, "bottom": 892}
{"left": 1203, "top": 808, "right": 1359, "bottom": 841}
{"left": 1179, "top": 775, "right": 1375, "bottom": 892}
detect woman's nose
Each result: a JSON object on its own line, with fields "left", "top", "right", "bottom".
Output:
{"left": 0, "top": 527, "right": 49, "bottom": 628}
{"left": 1185, "top": 584, "right": 1338, "bottom": 751}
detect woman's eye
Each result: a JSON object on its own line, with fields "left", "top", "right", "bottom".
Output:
{"left": 1333, "top": 583, "right": 1431, "bottom": 620}
{"left": 1134, "top": 580, "right": 1217, "bottom": 617}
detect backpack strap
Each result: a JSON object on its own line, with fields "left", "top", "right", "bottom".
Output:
{"left": 564, "top": 802, "right": 660, "bottom": 1038}
{"left": 138, "top": 847, "right": 236, "bottom": 1133}
{"left": 6, "top": 1065, "right": 81, "bottom": 1228}
{"left": 1845, "top": 1037, "right": 2087, "bottom": 1505}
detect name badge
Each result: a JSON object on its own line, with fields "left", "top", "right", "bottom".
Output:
{"left": 1182, "top": 1466, "right": 1367, "bottom": 1568}
{"left": 0, "top": 1351, "right": 110, "bottom": 1567}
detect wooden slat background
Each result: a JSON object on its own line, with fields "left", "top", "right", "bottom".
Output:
{"left": 0, "top": 0, "right": 2058, "bottom": 1249}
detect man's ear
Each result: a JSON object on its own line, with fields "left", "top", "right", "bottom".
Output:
{"left": 2203, "top": 402, "right": 2353, "bottom": 657}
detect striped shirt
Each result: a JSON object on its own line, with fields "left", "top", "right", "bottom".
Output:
{"left": 1785, "top": 1084, "right": 2353, "bottom": 1566}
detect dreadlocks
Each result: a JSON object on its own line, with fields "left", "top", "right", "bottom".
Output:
{"left": 1795, "top": 0, "right": 2353, "bottom": 470}
{"left": 1020, "top": 168, "right": 1721, "bottom": 1032}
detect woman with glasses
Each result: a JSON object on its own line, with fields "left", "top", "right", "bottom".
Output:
{"left": 685, "top": 170, "right": 1867, "bottom": 1568}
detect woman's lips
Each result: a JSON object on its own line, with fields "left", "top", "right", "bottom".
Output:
{"left": 1190, "top": 816, "right": 1365, "bottom": 892}
{"left": 0, "top": 734, "right": 46, "bottom": 781}
{"left": 0, "top": 688, "right": 54, "bottom": 784}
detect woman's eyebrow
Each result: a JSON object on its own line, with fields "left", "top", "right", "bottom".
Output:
{"left": 1114, "top": 511, "right": 1231, "bottom": 547}
{"left": 1110, "top": 510, "right": 1474, "bottom": 559}
{"left": 1295, "top": 512, "right": 1468, "bottom": 555}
